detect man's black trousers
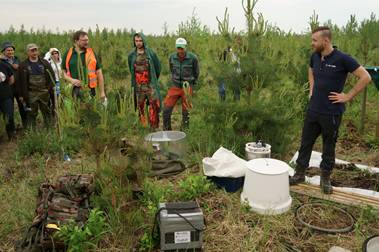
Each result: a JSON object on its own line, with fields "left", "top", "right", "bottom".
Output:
{"left": 296, "top": 108, "right": 343, "bottom": 172}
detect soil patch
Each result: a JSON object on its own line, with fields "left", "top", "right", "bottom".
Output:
{"left": 296, "top": 203, "right": 354, "bottom": 232}
{"left": 306, "top": 163, "right": 379, "bottom": 191}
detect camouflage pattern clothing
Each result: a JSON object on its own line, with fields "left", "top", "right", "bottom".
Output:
{"left": 135, "top": 52, "right": 159, "bottom": 127}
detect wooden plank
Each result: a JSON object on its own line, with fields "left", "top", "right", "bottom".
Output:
{"left": 290, "top": 183, "right": 379, "bottom": 209}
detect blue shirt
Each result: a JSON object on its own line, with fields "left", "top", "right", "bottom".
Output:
{"left": 308, "top": 47, "right": 360, "bottom": 115}
{"left": 2, "top": 55, "right": 13, "bottom": 65}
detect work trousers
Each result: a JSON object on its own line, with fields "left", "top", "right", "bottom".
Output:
{"left": 72, "top": 86, "right": 96, "bottom": 98}
{"left": 163, "top": 85, "right": 193, "bottom": 131}
{"left": 12, "top": 91, "right": 27, "bottom": 121}
{"left": 135, "top": 82, "right": 159, "bottom": 127}
{"left": 28, "top": 91, "right": 51, "bottom": 119}
{"left": 0, "top": 98, "right": 15, "bottom": 132}
{"left": 296, "top": 108, "right": 342, "bottom": 172}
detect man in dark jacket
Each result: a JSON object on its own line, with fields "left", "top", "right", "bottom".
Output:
{"left": 1, "top": 41, "right": 28, "bottom": 129}
{"left": 128, "top": 32, "right": 162, "bottom": 127}
{"left": 163, "top": 38, "right": 200, "bottom": 131}
{"left": 16, "top": 44, "right": 55, "bottom": 129}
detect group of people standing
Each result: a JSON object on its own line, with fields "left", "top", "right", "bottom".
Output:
{"left": 0, "top": 30, "right": 200, "bottom": 141}
{"left": 0, "top": 41, "right": 61, "bottom": 140}
{"left": 128, "top": 33, "right": 200, "bottom": 131}
{"left": 0, "top": 26, "right": 373, "bottom": 196}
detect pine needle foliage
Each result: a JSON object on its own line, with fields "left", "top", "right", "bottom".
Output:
{"left": 196, "top": 0, "right": 304, "bottom": 155}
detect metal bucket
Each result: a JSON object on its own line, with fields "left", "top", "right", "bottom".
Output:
{"left": 245, "top": 142, "right": 271, "bottom": 161}
{"left": 362, "top": 235, "right": 379, "bottom": 252}
{"left": 145, "top": 131, "right": 187, "bottom": 166}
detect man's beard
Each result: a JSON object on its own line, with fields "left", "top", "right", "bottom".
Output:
{"left": 313, "top": 44, "right": 325, "bottom": 54}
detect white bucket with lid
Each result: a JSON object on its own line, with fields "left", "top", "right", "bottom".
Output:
{"left": 241, "top": 158, "right": 292, "bottom": 215}
{"left": 245, "top": 142, "right": 271, "bottom": 161}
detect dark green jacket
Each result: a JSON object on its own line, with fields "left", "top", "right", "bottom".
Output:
{"left": 128, "top": 32, "right": 162, "bottom": 111}
{"left": 169, "top": 51, "right": 200, "bottom": 88}
{"left": 0, "top": 55, "right": 22, "bottom": 93}
{"left": 16, "top": 56, "right": 55, "bottom": 102}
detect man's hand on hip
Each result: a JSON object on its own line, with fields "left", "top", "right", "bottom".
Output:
{"left": 329, "top": 92, "right": 349, "bottom": 104}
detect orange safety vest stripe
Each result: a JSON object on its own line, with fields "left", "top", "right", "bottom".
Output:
{"left": 65, "top": 47, "right": 98, "bottom": 88}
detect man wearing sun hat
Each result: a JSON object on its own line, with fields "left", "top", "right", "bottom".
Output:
{"left": 16, "top": 44, "right": 55, "bottom": 129}
{"left": 162, "top": 37, "right": 200, "bottom": 131}
{"left": 0, "top": 41, "right": 28, "bottom": 130}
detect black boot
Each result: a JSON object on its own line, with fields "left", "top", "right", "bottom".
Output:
{"left": 320, "top": 169, "right": 333, "bottom": 193}
{"left": 162, "top": 106, "right": 174, "bottom": 131}
{"left": 7, "top": 131, "right": 15, "bottom": 141}
{"left": 180, "top": 110, "right": 190, "bottom": 131}
{"left": 289, "top": 164, "right": 307, "bottom": 185}
{"left": 22, "top": 118, "right": 28, "bottom": 130}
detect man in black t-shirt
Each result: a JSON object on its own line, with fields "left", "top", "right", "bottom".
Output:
{"left": 0, "top": 61, "right": 15, "bottom": 140}
{"left": 16, "top": 44, "right": 54, "bottom": 129}
{"left": 289, "top": 26, "right": 371, "bottom": 193}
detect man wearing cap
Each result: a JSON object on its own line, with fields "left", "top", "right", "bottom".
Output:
{"left": 0, "top": 41, "right": 28, "bottom": 130}
{"left": 62, "top": 30, "right": 105, "bottom": 99}
{"left": 128, "top": 32, "right": 162, "bottom": 127}
{"left": 16, "top": 44, "right": 55, "bottom": 129}
{"left": 163, "top": 38, "right": 200, "bottom": 131}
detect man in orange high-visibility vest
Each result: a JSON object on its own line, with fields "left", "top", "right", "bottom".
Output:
{"left": 61, "top": 30, "right": 105, "bottom": 99}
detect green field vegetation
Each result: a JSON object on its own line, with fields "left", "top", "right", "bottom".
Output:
{"left": 1, "top": 1, "right": 379, "bottom": 251}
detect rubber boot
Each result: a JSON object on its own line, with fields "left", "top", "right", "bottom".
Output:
{"left": 22, "top": 118, "right": 29, "bottom": 130}
{"left": 28, "top": 118, "right": 37, "bottom": 130}
{"left": 7, "top": 131, "right": 15, "bottom": 141}
{"left": 43, "top": 116, "right": 52, "bottom": 129}
{"left": 320, "top": 169, "right": 333, "bottom": 194}
{"left": 180, "top": 109, "right": 190, "bottom": 131}
{"left": 162, "top": 106, "right": 174, "bottom": 131}
{"left": 289, "top": 164, "right": 307, "bottom": 185}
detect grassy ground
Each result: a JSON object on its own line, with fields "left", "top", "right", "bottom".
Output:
{"left": 1, "top": 80, "right": 379, "bottom": 252}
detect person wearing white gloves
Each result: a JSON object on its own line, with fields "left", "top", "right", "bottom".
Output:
{"left": 44, "top": 48, "right": 62, "bottom": 117}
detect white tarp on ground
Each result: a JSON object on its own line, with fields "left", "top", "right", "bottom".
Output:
{"left": 203, "top": 147, "right": 247, "bottom": 178}
{"left": 290, "top": 151, "right": 379, "bottom": 199}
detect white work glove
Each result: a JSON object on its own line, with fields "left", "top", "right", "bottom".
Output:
{"left": 0, "top": 72, "right": 6, "bottom": 83}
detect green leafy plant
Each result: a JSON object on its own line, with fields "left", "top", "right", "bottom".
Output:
{"left": 177, "top": 171, "right": 212, "bottom": 201}
{"left": 56, "top": 208, "right": 111, "bottom": 252}
{"left": 139, "top": 201, "right": 159, "bottom": 251}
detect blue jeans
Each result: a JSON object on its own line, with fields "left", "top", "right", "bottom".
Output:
{"left": 0, "top": 98, "right": 15, "bottom": 132}
{"left": 218, "top": 82, "right": 241, "bottom": 101}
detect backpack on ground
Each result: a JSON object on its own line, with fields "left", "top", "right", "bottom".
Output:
{"left": 17, "top": 174, "right": 95, "bottom": 252}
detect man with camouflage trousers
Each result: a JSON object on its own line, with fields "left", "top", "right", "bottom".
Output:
{"left": 128, "top": 32, "right": 162, "bottom": 127}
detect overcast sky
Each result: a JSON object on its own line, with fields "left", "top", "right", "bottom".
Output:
{"left": 1, "top": 0, "right": 378, "bottom": 36}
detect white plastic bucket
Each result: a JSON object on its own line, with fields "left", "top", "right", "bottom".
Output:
{"left": 241, "top": 158, "right": 292, "bottom": 215}
{"left": 245, "top": 142, "right": 271, "bottom": 161}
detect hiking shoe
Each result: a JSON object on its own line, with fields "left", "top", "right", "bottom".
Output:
{"left": 289, "top": 164, "right": 307, "bottom": 185}
{"left": 320, "top": 169, "right": 333, "bottom": 194}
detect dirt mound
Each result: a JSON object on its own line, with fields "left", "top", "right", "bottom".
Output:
{"left": 306, "top": 163, "right": 379, "bottom": 191}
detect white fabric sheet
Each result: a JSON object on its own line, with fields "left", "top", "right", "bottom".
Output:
{"left": 290, "top": 151, "right": 379, "bottom": 199}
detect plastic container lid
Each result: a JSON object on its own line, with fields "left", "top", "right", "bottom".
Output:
{"left": 145, "top": 131, "right": 186, "bottom": 142}
{"left": 246, "top": 158, "right": 289, "bottom": 175}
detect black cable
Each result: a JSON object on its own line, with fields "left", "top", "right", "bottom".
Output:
{"left": 295, "top": 203, "right": 355, "bottom": 234}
